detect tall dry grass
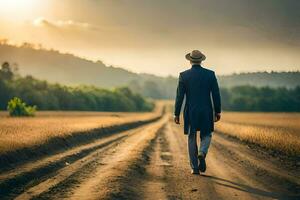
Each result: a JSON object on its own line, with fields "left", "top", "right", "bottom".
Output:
{"left": 0, "top": 102, "right": 165, "bottom": 154}
{"left": 215, "top": 112, "right": 300, "bottom": 156}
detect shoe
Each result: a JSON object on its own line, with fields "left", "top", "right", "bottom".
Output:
{"left": 191, "top": 169, "right": 200, "bottom": 175}
{"left": 198, "top": 153, "right": 206, "bottom": 173}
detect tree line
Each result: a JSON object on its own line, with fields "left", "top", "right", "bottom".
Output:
{"left": 220, "top": 86, "right": 300, "bottom": 112}
{"left": 0, "top": 62, "right": 154, "bottom": 112}
{"left": 128, "top": 74, "right": 300, "bottom": 112}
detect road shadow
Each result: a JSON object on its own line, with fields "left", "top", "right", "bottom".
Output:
{"left": 201, "top": 174, "right": 299, "bottom": 200}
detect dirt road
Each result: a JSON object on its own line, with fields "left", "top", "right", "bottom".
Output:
{"left": 0, "top": 113, "right": 299, "bottom": 200}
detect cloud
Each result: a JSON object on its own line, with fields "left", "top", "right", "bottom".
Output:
{"left": 32, "top": 17, "right": 98, "bottom": 31}
{"left": 28, "top": 17, "right": 130, "bottom": 50}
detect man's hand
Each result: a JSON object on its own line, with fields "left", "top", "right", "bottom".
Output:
{"left": 174, "top": 115, "right": 180, "bottom": 124}
{"left": 214, "top": 113, "right": 221, "bottom": 122}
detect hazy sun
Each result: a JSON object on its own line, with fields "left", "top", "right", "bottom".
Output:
{"left": 0, "top": 0, "right": 38, "bottom": 16}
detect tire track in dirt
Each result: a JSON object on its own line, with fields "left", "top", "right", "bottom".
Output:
{"left": 14, "top": 115, "right": 168, "bottom": 200}
{"left": 140, "top": 132, "right": 169, "bottom": 200}
{"left": 213, "top": 132, "right": 300, "bottom": 186}
{"left": 0, "top": 134, "right": 127, "bottom": 199}
{"left": 210, "top": 133, "right": 300, "bottom": 199}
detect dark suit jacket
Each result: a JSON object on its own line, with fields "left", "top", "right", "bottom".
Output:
{"left": 174, "top": 65, "right": 221, "bottom": 136}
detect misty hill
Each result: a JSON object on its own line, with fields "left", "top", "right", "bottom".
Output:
{"left": 219, "top": 72, "right": 300, "bottom": 89}
{"left": 0, "top": 43, "right": 178, "bottom": 99}
{"left": 0, "top": 43, "right": 299, "bottom": 99}
{"left": 0, "top": 43, "right": 141, "bottom": 88}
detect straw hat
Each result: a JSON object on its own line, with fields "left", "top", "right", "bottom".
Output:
{"left": 185, "top": 50, "right": 206, "bottom": 62}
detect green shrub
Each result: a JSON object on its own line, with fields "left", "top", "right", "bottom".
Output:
{"left": 7, "top": 97, "right": 37, "bottom": 117}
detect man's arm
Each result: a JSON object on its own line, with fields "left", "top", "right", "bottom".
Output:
{"left": 211, "top": 72, "right": 221, "bottom": 122}
{"left": 174, "top": 73, "right": 185, "bottom": 124}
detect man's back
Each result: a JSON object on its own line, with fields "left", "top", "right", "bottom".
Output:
{"left": 180, "top": 65, "right": 217, "bottom": 111}
{"left": 174, "top": 64, "right": 221, "bottom": 135}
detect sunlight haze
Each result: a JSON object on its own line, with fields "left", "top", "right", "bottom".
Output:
{"left": 0, "top": 0, "right": 299, "bottom": 76}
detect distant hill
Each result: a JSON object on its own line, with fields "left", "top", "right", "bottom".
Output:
{"left": 0, "top": 43, "right": 299, "bottom": 99}
{"left": 0, "top": 43, "right": 178, "bottom": 99}
{"left": 0, "top": 43, "right": 141, "bottom": 88}
{"left": 219, "top": 72, "right": 300, "bottom": 89}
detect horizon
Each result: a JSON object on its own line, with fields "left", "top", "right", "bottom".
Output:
{"left": 1, "top": 40, "right": 300, "bottom": 78}
{"left": 0, "top": 0, "right": 299, "bottom": 76}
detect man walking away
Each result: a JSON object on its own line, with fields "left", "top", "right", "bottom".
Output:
{"left": 174, "top": 50, "right": 221, "bottom": 175}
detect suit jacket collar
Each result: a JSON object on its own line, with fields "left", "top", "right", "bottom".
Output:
{"left": 191, "top": 64, "right": 202, "bottom": 68}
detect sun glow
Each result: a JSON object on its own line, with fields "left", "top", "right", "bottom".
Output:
{"left": 0, "top": 0, "right": 38, "bottom": 17}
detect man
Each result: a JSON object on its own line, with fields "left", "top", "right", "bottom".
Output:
{"left": 174, "top": 50, "right": 221, "bottom": 175}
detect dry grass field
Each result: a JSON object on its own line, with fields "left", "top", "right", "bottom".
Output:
{"left": 0, "top": 102, "right": 164, "bottom": 154}
{"left": 215, "top": 112, "right": 300, "bottom": 156}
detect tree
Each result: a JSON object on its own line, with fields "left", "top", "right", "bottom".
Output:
{"left": 0, "top": 62, "right": 14, "bottom": 81}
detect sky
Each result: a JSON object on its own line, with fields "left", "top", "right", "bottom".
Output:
{"left": 0, "top": 0, "right": 299, "bottom": 76}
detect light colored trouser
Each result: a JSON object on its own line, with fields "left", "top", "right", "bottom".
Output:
{"left": 188, "top": 131, "right": 212, "bottom": 170}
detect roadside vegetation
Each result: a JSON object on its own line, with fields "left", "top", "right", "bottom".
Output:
{"left": 0, "top": 62, "right": 153, "bottom": 112}
{"left": 215, "top": 112, "right": 300, "bottom": 156}
{"left": 220, "top": 86, "right": 300, "bottom": 112}
{"left": 7, "top": 97, "right": 36, "bottom": 117}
